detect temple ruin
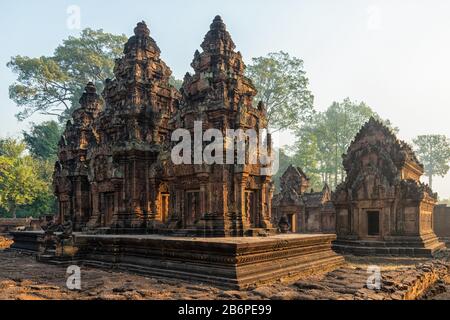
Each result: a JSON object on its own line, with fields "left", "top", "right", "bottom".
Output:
{"left": 272, "top": 165, "right": 336, "bottom": 234}
{"left": 333, "top": 117, "right": 445, "bottom": 256}
{"left": 53, "top": 17, "right": 275, "bottom": 237}
{"left": 10, "top": 17, "right": 344, "bottom": 288}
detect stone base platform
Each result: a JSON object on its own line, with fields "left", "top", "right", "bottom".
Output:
{"left": 438, "top": 237, "right": 450, "bottom": 248}
{"left": 9, "top": 231, "right": 44, "bottom": 253}
{"left": 11, "top": 232, "right": 344, "bottom": 289}
{"left": 333, "top": 233, "right": 446, "bottom": 257}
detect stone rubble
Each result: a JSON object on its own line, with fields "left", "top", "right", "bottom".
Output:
{"left": 0, "top": 248, "right": 448, "bottom": 300}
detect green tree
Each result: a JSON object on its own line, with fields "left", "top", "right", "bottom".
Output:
{"left": 169, "top": 76, "right": 183, "bottom": 90}
{"left": 23, "top": 121, "right": 62, "bottom": 161}
{"left": 7, "top": 28, "right": 127, "bottom": 122}
{"left": 413, "top": 135, "right": 450, "bottom": 189}
{"left": 0, "top": 138, "right": 47, "bottom": 218}
{"left": 246, "top": 51, "right": 314, "bottom": 132}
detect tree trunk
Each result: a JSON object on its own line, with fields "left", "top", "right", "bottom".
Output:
{"left": 429, "top": 175, "right": 433, "bottom": 190}
{"left": 10, "top": 205, "right": 17, "bottom": 219}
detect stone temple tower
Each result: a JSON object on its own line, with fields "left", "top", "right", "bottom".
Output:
{"left": 166, "top": 16, "right": 275, "bottom": 236}
{"left": 53, "top": 18, "right": 275, "bottom": 237}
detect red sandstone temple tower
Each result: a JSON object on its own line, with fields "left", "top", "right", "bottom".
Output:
{"left": 54, "top": 22, "right": 180, "bottom": 233}
{"left": 333, "top": 117, "right": 445, "bottom": 256}
{"left": 85, "top": 22, "right": 179, "bottom": 232}
{"left": 166, "top": 16, "right": 275, "bottom": 236}
{"left": 53, "top": 82, "right": 103, "bottom": 230}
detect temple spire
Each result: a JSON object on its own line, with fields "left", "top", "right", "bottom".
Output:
{"left": 200, "top": 15, "right": 236, "bottom": 53}
{"left": 210, "top": 15, "right": 226, "bottom": 31}
{"left": 134, "top": 21, "right": 150, "bottom": 37}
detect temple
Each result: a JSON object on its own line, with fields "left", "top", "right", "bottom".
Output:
{"left": 332, "top": 117, "right": 445, "bottom": 256}
{"left": 272, "top": 165, "right": 335, "bottom": 233}
{"left": 17, "top": 17, "right": 343, "bottom": 288}
{"left": 52, "top": 18, "right": 275, "bottom": 237}
{"left": 54, "top": 22, "right": 180, "bottom": 234}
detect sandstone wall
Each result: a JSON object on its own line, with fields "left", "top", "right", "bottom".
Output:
{"left": 433, "top": 205, "right": 450, "bottom": 238}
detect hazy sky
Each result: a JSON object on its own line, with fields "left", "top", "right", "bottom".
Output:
{"left": 1, "top": 0, "right": 450, "bottom": 197}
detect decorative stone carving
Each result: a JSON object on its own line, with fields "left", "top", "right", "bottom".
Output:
{"left": 333, "top": 117, "right": 445, "bottom": 256}
{"left": 53, "top": 18, "right": 274, "bottom": 237}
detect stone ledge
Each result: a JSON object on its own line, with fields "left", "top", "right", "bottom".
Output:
{"left": 17, "top": 232, "right": 345, "bottom": 289}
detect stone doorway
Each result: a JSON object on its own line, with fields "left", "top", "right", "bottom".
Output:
{"left": 100, "top": 193, "right": 115, "bottom": 226}
{"left": 157, "top": 184, "right": 169, "bottom": 223}
{"left": 287, "top": 213, "right": 296, "bottom": 232}
{"left": 159, "top": 193, "right": 169, "bottom": 223}
{"left": 367, "top": 211, "right": 380, "bottom": 236}
{"left": 185, "top": 191, "right": 201, "bottom": 227}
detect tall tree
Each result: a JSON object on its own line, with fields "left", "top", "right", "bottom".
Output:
{"left": 7, "top": 28, "right": 127, "bottom": 122}
{"left": 413, "top": 135, "right": 450, "bottom": 189}
{"left": 246, "top": 51, "right": 314, "bottom": 132}
{"left": 0, "top": 138, "right": 47, "bottom": 218}
{"left": 23, "top": 121, "right": 63, "bottom": 161}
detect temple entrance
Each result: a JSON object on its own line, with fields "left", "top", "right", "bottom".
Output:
{"left": 287, "top": 213, "right": 296, "bottom": 232}
{"left": 185, "top": 191, "right": 201, "bottom": 227}
{"left": 367, "top": 211, "right": 380, "bottom": 236}
{"left": 244, "top": 191, "right": 258, "bottom": 227}
{"left": 100, "top": 193, "right": 115, "bottom": 226}
{"left": 159, "top": 193, "right": 169, "bottom": 223}
{"left": 157, "top": 183, "right": 169, "bottom": 223}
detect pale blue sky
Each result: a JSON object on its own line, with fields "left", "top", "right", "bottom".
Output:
{"left": 1, "top": 0, "right": 450, "bottom": 197}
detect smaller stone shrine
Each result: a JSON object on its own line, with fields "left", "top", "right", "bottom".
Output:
{"left": 333, "top": 117, "right": 445, "bottom": 256}
{"left": 272, "top": 165, "right": 336, "bottom": 234}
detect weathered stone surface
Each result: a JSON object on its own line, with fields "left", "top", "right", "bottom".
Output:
{"left": 333, "top": 117, "right": 445, "bottom": 256}
{"left": 35, "top": 233, "right": 343, "bottom": 289}
{"left": 1, "top": 249, "right": 447, "bottom": 300}
{"left": 433, "top": 204, "right": 450, "bottom": 246}
{"left": 0, "top": 218, "right": 40, "bottom": 233}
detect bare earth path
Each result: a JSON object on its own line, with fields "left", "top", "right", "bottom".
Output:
{"left": 0, "top": 242, "right": 449, "bottom": 300}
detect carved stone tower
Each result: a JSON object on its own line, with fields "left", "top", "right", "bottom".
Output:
{"left": 166, "top": 16, "right": 275, "bottom": 236}
{"left": 53, "top": 82, "right": 103, "bottom": 230}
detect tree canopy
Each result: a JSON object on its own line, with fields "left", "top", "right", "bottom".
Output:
{"left": 7, "top": 28, "right": 127, "bottom": 122}
{"left": 0, "top": 138, "right": 48, "bottom": 218}
{"left": 23, "top": 121, "right": 63, "bottom": 161}
{"left": 413, "top": 134, "right": 450, "bottom": 189}
{"left": 246, "top": 51, "right": 314, "bottom": 132}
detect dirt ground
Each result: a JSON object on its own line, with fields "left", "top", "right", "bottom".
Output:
{"left": 0, "top": 236, "right": 13, "bottom": 250}
{"left": 0, "top": 240, "right": 449, "bottom": 300}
